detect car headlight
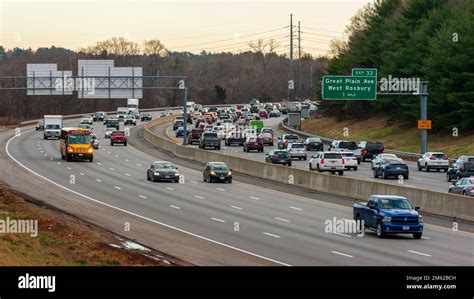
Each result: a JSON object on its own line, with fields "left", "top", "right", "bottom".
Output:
{"left": 67, "top": 147, "right": 73, "bottom": 152}
{"left": 210, "top": 171, "right": 216, "bottom": 175}
{"left": 382, "top": 217, "right": 391, "bottom": 222}
{"left": 154, "top": 172, "right": 160, "bottom": 176}
{"left": 418, "top": 215, "right": 423, "bottom": 223}
{"left": 228, "top": 171, "right": 232, "bottom": 176}
{"left": 88, "top": 148, "right": 93, "bottom": 153}
{"left": 174, "top": 172, "right": 179, "bottom": 176}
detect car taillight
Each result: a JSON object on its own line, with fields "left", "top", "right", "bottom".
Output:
{"left": 381, "top": 149, "right": 384, "bottom": 153}
{"left": 469, "top": 186, "right": 474, "bottom": 190}
{"left": 429, "top": 156, "right": 436, "bottom": 160}
{"left": 342, "top": 159, "right": 344, "bottom": 165}
{"left": 362, "top": 149, "right": 367, "bottom": 154}
{"left": 461, "top": 165, "right": 465, "bottom": 171}
{"left": 272, "top": 155, "right": 278, "bottom": 158}
{"left": 321, "top": 159, "right": 324, "bottom": 164}
{"left": 444, "top": 156, "right": 448, "bottom": 160}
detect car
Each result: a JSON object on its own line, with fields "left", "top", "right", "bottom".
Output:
{"left": 268, "top": 110, "right": 281, "bottom": 117}
{"left": 286, "top": 142, "right": 307, "bottom": 160}
{"left": 203, "top": 162, "right": 232, "bottom": 183}
{"left": 279, "top": 105, "right": 288, "bottom": 114}
{"left": 211, "top": 125, "right": 226, "bottom": 139}
{"left": 175, "top": 127, "right": 185, "bottom": 138}
{"left": 277, "top": 134, "right": 299, "bottom": 149}
{"left": 35, "top": 119, "right": 44, "bottom": 131}
{"left": 80, "top": 115, "right": 93, "bottom": 125}
{"left": 173, "top": 120, "right": 184, "bottom": 131}
{"left": 304, "top": 137, "right": 323, "bottom": 151}
{"left": 93, "top": 112, "right": 107, "bottom": 122}
{"left": 105, "top": 119, "right": 120, "bottom": 130}
{"left": 104, "top": 127, "right": 114, "bottom": 139}
{"left": 199, "top": 132, "right": 221, "bottom": 150}
{"left": 331, "top": 140, "right": 361, "bottom": 164}
{"left": 250, "top": 105, "right": 259, "bottom": 114}
{"left": 309, "top": 151, "right": 344, "bottom": 175}
{"left": 140, "top": 113, "right": 153, "bottom": 121}
{"left": 448, "top": 177, "right": 474, "bottom": 196}
{"left": 340, "top": 151, "right": 358, "bottom": 170}
{"left": 248, "top": 120, "right": 264, "bottom": 132}
{"left": 146, "top": 161, "right": 180, "bottom": 182}
{"left": 225, "top": 132, "right": 245, "bottom": 146}
{"left": 371, "top": 154, "right": 399, "bottom": 170}
{"left": 353, "top": 195, "right": 423, "bottom": 239}
{"left": 265, "top": 150, "right": 292, "bottom": 166}
{"left": 90, "top": 133, "right": 99, "bottom": 149}
{"left": 446, "top": 156, "right": 474, "bottom": 181}
{"left": 258, "top": 110, "right": 268, "bottom": 118}
{"left": 373, "top": 158, "right": 409, "bottom": 179}
{"left": 417, "top": 152, "right": 449, "bottom": 172}
{"left": 242, "top": 128, "right": 258, "bottom": 139}
{"left": 261, "top": 127, "right": 274, "bottom": 137}
{"left": 358, "top": 141, "right": 385, "bottom": 162}
{"left": 188, "top": 128, "right": 203, "bottom": 145}
{"left": 160, "top": 110, "right": 172, "bottom": 117}
{"left": 259, "top": 132, "right": 274, "bottom": 146}
{"left": 124, "top": 115, "right": 137, "bottom": 126}
{"left": 243, "top": 136, "right": 264, "bottom": 152}
{"left": 110, "top": 130, "right": 127, "bottom": 146}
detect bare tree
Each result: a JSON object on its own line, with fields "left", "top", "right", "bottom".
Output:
{"left": 143, "top": 39, "right": 167, "bottom": 56}
{"left": 248, "top": 38, "right": 279, "bottom": 74}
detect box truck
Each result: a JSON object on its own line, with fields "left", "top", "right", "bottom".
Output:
{"left": 43, "top": 115, "right": 63, "bottom": 140}
{"left": 127, "top": 99, "right": 139, "bottom": 117}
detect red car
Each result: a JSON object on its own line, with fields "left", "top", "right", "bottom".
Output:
{"left": 110, "top": 130, "right": 127, "bottom": 146}
{"left": 259, "top": 110, "right": 268, "bottom": 118}
{"left": 243, "top": 136, "right": 264, "bottom": 152}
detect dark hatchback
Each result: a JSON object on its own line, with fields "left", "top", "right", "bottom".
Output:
{"left": 373, "top": 158, "right": 409, "bottom": 179}
{"left": 147, "top": 161, "right": 180, "bottom": 182}
{"left": 447, "top": 156, "right": 474, "bottom": 182}
{"left": 305, "top": 137, "right": 324, "bottom": 151}
{"left": 265, "top": 150, "right": 292, "bottom": 166}
{"left": 203, "top": 162, "right": 232, "bottom": 183}
{"left": 359, "top": 141, "right": 385, "bottom": 161}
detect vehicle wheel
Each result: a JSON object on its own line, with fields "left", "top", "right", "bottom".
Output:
{"left": 357, "top": 159, "right": 361, "bottom": 165}
{"left": 203, "top": 176, "right": 206, "bottom": 182}
{"left": 270, "top": 143, "right": 273, "bottom": 147}
{"left": 147, "top": 174, "right": 151, "bottom": 181}
{"left": 317, "top": 164, "right": 322, "bottom": 172}
{"left": 227, "top": 179, "right": 232, "bottom": 184}
{"left": 174, "top": 178, "right": 179, "bottom": 183}
{"left": 436, "top": 169, "right": 440, "bottom": 172}
{"left": 425, "top": 163, "right": 430, "bottom": 172}
{"left": 413, "top": 232, "right": 422, "bottom": 239}
{"left": 447, "top": 174, "right": 451, "bottom": 182}
{"left": 456, "top": 174, "right": 461, "bottom": 181}
{"left": 66, "top": 155, "right": 71, "bottom": 162}
{"left": 338, "top": 170, "right": 344, "bottom": 176}
{"left": 124, "top": 142, "right": 127, "bottom": 146}
{"left": 309, "top": 163, "right": 313, "bottom": 171}
{"left": 362, "top": 157, "right": 366, "bottom": 162}
{"left": 373, "top": 169, "right": 378, "bottom": 178}
{"left": 61, "top": 154, "right": 65, "bottom": 160}
{"left": 417, "top": 163, "right": 422, "bottom": 171}
{"left": 448, "top": 189, "right": 452, "bottom": 193}
{"left": 89, "top": 156, "right": 93, "bottom": 162}
{"left": 354, "top": 167, "right": 358, "bottom": 171}
{"left": 404, "top": 174, "right": 409, "bottom": 180}
{"left": 382, "top": 170, "right": 387, "bottom": 179}
{"left": 44, "top": 136, "right": 48, "bottom": 140}
{"left": 462, "top": 191, "right": 467, "bottom": 196}
{"left": 111, "top": 142, "right": 114, "bottom": 146}
{"left": 376, "top": 222, "right": 386, "bottom": 238}
{"left": 217, "top": 146, "right": 221, "bottom": 150}
{"left": 288, "top": 162, "right": 292, "bottom": 167}
{"left": 444, "top": 168, "right": 448, "bottom": 173}
{"left": 304, "top": 157, "right": 307, "bottom": 161}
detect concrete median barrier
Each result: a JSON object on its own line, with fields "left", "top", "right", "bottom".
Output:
{"left": 143, "top": 117, "right": 473, "bottom": 222}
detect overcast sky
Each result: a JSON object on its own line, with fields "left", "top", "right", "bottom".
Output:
{"left": 0, "top": 0, "right": 373, "bottom": 56}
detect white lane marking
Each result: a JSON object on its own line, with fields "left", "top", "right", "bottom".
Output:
{"left": 211, "top": 217, "right": 226, "bottom": 223}
{"left": 289, "top": 206, "right": 302, "bottom": 211}
{"left": 109, "top": 168, "right": 114, "bottom": 171}
{"left": 195, "top": 195, "right": 205, "bottom": 199}
{"left": 190, "top": 180, "right": 198, "bottom": 184}
{"left": 97, "top": 162, "right": 102, "bottom": 165}
{"left": 49, "top": 158, "right": 53, "bottom": 160}
{"left": 139, "top": 195, "right": 147, "bottom": 199}
{"left": 143, "top": 180, "right": 150, "bottom": 183}
{"left": 108, "top": 152, "right": 111, "bottom": 154}
{"left": 79, "top": 172, "right": 85, "bottom": 176}
{"left": 6, "top": 131, "right": 291, "bottom": 267}
{"left": 333, "top": 232, "right": 351, "bottom": 238}
{"left": 230, "top": 205, "right": 242, "bottom": 210}
{"left": 216, "top": 188, "right": 226, "bottom": 191}
{"left": 166, "top": 187, "right": 174, "bottom": 191}
{"left": 408, "top": 250, "right": 431, "bottom": 257}
{"left": 275, "top": 217, "right": 290, "bottom": 223}
{"left": 44, "top": 154, "right": 48, "bottom": 156}
{"left": 67, "top": 167, "right": 72, "bottom": 170}
{"left": 169, "top": 205, "right": 181, "bottom": 210}
{"left": 331, "top": 251, "right": 353, "bottom": 258}
{"left": 125, "top": 159, "right": 129, "bottom": 162}
{"left": 115, "top": 155, "right": 119, "bottom": 158}
{"left": 136, "top": 163, "right": 142, "bottom": 166}
{"left": 263, "top": 232, "right": 280, "bottom": 238}
{"left": 40, "top": 151, "right": 43, "bottom": 153}
{"left": 421, "top": 236, "right": 430, "bottom": 240}
{"left": 57, "top": 162, "right": 62, "bottom": 165}
{"left": 250, "top": 196, "right": 260, "bottom": 200}
{"left": 412, "top": 177, "right": 423, "bottom": 181}
{"left": 114, "top": 186, "right": 122, "bottom": 190}
{"left": 125, "top": 173, "right": 131, "bottom": 176}
{"left": 96, "top": 179, "right": 102, "bottom": 182}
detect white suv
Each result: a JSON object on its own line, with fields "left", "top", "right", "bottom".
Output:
{"left": 287, "top": 142, "right": 307, "bottom": 160}
{"left": 339, "top": 151, "right": 358, "bottom": 171}
{"left": 417, "top": 152, "right": 449, "bottom": 172}
{"left": 309, "top": 151, "right": 344, "bottom": 175}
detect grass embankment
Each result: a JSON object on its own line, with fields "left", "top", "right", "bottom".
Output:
{"left": 0, "top": 181, "right": 180, "bottom": 266}
{"left": 300, "top": 115, "right": 474, "bottom": 157}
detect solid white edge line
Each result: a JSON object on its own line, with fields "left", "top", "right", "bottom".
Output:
{"left": 407, "top": 250, "right": 432, "bottom": 257}
{"left": 331, "top": 251, "right": 353, "bottom": 258}
{"left": 6, "top": 129, "right": 292, "bottom": 266}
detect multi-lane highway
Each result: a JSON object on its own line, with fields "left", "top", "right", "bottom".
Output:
{"left": 2, "top": 113, "right": 472, "bottom": 266}
{"left": 161, "top": 115, "right": 454, "bottom": 193}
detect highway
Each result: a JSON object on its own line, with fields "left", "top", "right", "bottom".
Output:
{"left": 161, "top": 115, "right": 454, "bottom": 193}
{"left": 2, "top": 113, "right": 472, "bottom": 266}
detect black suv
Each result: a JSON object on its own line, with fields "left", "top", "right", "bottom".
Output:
{"left": 203, "top": 162, "right": 232, "bottom": 183}
{"left": 358, "top": 141, "right": 384, "bottom": 161}
{"left": 140, "top": 113, "right": 152, "bottom": 121}
{"left": 199, "top": 132, "right": 221, "bottom": 150}
{"left": 106, "top": 119, "right": 120, "bottom": 130}
{"left": 447, "top": 155, "right": 474, "bottom": 182}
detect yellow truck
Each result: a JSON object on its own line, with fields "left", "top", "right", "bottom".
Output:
{"left": 60, "top": 127, "right": 94, "bottom": 162}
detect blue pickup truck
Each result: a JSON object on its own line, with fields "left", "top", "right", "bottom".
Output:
{"left": 353, "top": 195, "right": 423, "bottom": 239}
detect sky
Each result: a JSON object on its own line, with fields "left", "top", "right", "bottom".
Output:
{"left": 0, "top": 0, "right": 373, "bottom": 56}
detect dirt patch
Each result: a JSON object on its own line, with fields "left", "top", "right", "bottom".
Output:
{"left": 0, "top": 181, "right": 189, "bottom": 266}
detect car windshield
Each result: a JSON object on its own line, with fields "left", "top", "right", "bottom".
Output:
{"left": 211, "top": 164, "right": 228, "bottom": 171}
{"left": 205, "top": 133, "right": 219, "bottom": 139}
{"left": 366, "top": 142, "right": 384, "bottom": 150}
{"left": 285, "top": 135, "right": 299, "bottom": 140}
{"left": 274, "top": 151, "right": 288, "bottom": 156}
{"left": 46, "top": 124, "right": 60, "bottom": 129}
{"left": 108, "top": 120, "right": 118, "bottom": 124}
{"left": 467, "top": 179, "right": 474, "bottom": 185}
{"left": 432, "top": 153, "right": 446, "bottom": 159}
{"left": 342, "top": 153, "right": 354, "bottom": 157}
{"left": 291, "top": 143, "right": 304, "bottom": 148}
{"left": 339, "top": 141, "right": 358, "bottom": 150}
{"left": 324, "top": 153, "right": 341, "bottom": 159}
{"left": 379, "top": 198, "right": 413, "bottom": 210}
{"left": 113, "top": 131, "right": 125, "bottom": 136}
{"left": 154, "top": 162, "right": 175, "bottom": 169}
{"left": 68, "top": 134, "right": 91, "bottom": 144}
{"left": 387, "top": 159, "right": 405, "bottom": 165}
{"left": 308, "top": 138, "right": 321, "bottom": 143}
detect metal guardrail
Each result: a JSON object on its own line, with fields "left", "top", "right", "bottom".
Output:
{"left": 280, "top": 117, "right": 458, "bottom": 162}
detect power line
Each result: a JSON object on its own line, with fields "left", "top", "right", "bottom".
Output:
{"left": 184, "top": 34, "right": 288, "bottom": 53}
{"left": 300, "top": 26, "right": 344, "bottom": 34}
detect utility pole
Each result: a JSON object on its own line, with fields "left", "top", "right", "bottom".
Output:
{"left": 288, "top": 13, "right": 294, "bottom": 105}
{"left": 298, "top": 21, "right": 301, "bottom": 92}
{"left": 420, "top": 82, "right": 428, "bottom": 154}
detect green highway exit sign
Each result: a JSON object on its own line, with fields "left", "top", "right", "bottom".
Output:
{"left": 352, "top": 68, "right": 377, "bottom": 77}
{"left": 322, "top": 75, "right": 377, "bottom": 100}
